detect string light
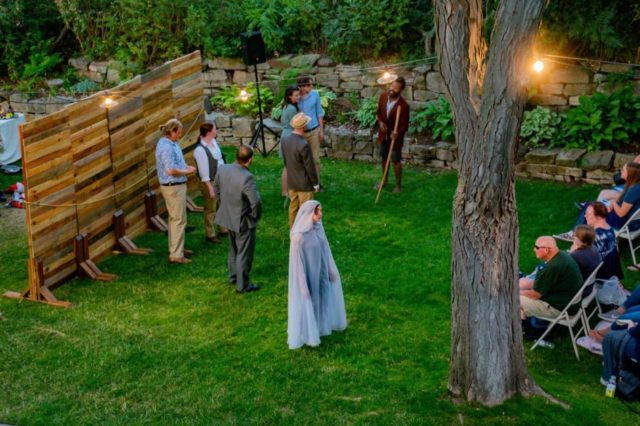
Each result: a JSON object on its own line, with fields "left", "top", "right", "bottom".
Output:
{"left": 236, "top": 88, "right": 252, "bottom": 102}
{"left": 377, "top": 71, "right": 398, "bottom": 85}
{"left": 99, "top": 96, "right": 118, "bottom": 108}
{"left": 533, "top": 60, "right": 544, "bottom": 73}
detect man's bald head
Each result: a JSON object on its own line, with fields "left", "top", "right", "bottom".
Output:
{"left": 534, "top": 236, "right": 558, "bottom": 261}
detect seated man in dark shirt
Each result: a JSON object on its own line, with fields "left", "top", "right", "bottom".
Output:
{"left": 520, "top": 236, "right": 583, "bottom": 320}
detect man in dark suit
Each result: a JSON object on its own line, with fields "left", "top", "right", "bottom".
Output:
{"left": 376, "top": 76, "right": 410, "bottom": 193}
{"left": 282, "top": 112, "right": 319, "bottom": 227}
{"left": 214, "top": 145, "right": 262, "bottom": 293}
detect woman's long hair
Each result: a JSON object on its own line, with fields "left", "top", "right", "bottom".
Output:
{"left": 620, "top": 162, "right": 640, "bottom": 200}
{"left": 282, "top": 85, "right": 300, "bottom": 111}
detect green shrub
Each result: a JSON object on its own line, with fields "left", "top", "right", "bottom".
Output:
{"left": 520, "top": 106, "right": 562, "bottom": 148}
{"left": 354, "top": 96, "right": 378, "bottom": 128}
{"left": 559, "top": 85, "right": 640, "bottom": 151}
{"left": 211, "top": 83, "right": 275, "bottom": 117}
{"left": 410, "top": 97, "right": 454, "bottom": 142}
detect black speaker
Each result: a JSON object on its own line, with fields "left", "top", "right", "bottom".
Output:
{"left": 240, "top": 31, "right": 266, "bottom": 66}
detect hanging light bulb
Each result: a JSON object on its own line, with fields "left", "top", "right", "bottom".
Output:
{"left": 236, "top": 88, "right": 253, "bottom": 102}
{"left": 533, "top": 60, "right": 544, "bottom": 73}
{"left": 99, "top": 96, "right": 118, "bottom": 109}
{"left": 377, "top": 70, "right": 398, "bottom": 85}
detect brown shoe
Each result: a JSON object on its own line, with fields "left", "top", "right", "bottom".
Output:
{"left": 206, "top": 236, "right": 222, "bottom": 244}
{"left": 392, "top": 186, "right": 402, "bottom": 193}
{"left": 168, "top": 256, "right": 192, "bottom": 264}
{"left": 184, "top": 249, "right": 194, "bottom": 256}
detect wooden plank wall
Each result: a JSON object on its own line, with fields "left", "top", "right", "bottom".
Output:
{"left": 21, "top": 51, "right": 204, "bottom": 289}
{"left": 22, "top": 110, "right": 77, "bottom": 287}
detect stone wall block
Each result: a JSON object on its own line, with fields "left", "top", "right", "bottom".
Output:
{"left": 435, "top": 142, "right": 455, "bottom": 162}
{"left": 539, "top": 83, "right": 564, "bottom": 95}
{"left": 215, "top": 113, "right": 233, "bottom": 129}
{"left": 413, "top": 90, "right": 437, "bottom": 102}
{"left": 291, "top": 54, "right": 321, "bottom": 68}
{"left": 69, "top": 57, "right": 90, "bottom": 71}
{"left": 413, "top": 75, "right": 427, "bottom": 90}
{"left": 547, "top": 67, "right": 590, "bottom": 84}
{"left": 207, "top": 57, "right": 246, "bottom": 70}
{"left": 555, "top": 149, "right": 586, "bottom": 167}
{"left": 361, "top": 87, "right": 381, "bottom": 98}
{"left": 524, "top": 148, "right": 559, "bottom": 164}
{"left": 614, "top": 153, "right": 637, "bottom": 169}
{"left": 569, "top": 96, "right": 581, "bottom": 106}
{"left": 340, "top": 81, "right": 363, "bottom": 91}
{"left": 563, "top": 84, "right": 592, "bottom": 97}
{"left": 232, "top": 70, "right": 257, "bottom": 85}
{"left": 89, "top": 61, "right": 109, "bottom": 74}
{"left": 529, "top": 95, "right": 568, "bottom": 106}
{"left": 426, "top": 72, "right": 446, "bottom": 93}
{"left": 315, "top": 73, "right": 340, "bottom": 87}
{"left": 353, "top": 140, "right": 373, "bottom": 155}
{"left": 232, "top": 116, "right": 257, "bottom": 138}
{"left": 581, "top": 150, "right": 614, "bottom": 171}
{"left": 586, "top": 169, "right": 616, "bottom": 181}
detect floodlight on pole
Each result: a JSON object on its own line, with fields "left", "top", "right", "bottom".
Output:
{"left": 533, "top": 60, "right": 544, "bottom": 73}
{"left": 99, "top": 96, "right": 118, "bottom": 109}
{"left": 377, "top": 70, "right": 398, "bottom": 85}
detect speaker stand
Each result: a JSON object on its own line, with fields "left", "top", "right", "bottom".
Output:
{"left": 249, "top": 63, "right": 280, "bottom": 157}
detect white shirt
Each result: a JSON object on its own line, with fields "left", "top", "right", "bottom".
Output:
{"left": 386, "top": 98, "right": 398, "bottom": 117}
{"left": 194, "top": 138, "right": 224, "bottom": 182}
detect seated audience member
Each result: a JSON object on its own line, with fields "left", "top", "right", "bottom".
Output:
{"left": 577, "top": 154, "right": 640, "bottom": 208}
{"left": 519, "top": 236, "right": 584, "bottom": 321}
{"left": 557, "top": 162, "right": 640, "bottom": 240}
{"left": 585, "top": 201, "right": 623, "bottom": 280}
{"left": 569, "top": 224, "right": 601, "bottom": 281}
{"left": 600, "top": 323, "right": 640, "bottom": 386}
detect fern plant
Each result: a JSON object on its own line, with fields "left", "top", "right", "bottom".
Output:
{"left": 354, "top": 96, "right": 378, "bottom": 128}
{"left": 211, "top": 83, "right": 275, "bottom": 117}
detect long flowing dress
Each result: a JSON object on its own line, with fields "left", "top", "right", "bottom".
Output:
{"left": 287, "top": 200, "right": 347, "bottom": 349}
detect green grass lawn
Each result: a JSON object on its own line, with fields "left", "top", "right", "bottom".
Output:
{"left": 1, "top": 153, "right": 638, "bottom": 425}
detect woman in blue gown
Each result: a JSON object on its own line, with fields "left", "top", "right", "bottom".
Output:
{"left": 287, "top": 200, "right": 347, "bottom": 349}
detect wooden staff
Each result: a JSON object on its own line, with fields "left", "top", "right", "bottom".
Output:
{"left": 375, "top": 106, "right": 401, "bottom": 204}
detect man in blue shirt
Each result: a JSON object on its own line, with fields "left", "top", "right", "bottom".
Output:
{"left": 297, "top": 76, "right": 325, "bottom": 191}
{"left": 155, "top": 118, "right": 196, "bottom": 264}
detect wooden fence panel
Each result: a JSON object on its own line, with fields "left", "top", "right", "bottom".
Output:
{"left": 22, "top": 110, "right": 77, "bottom": 287}
{"left": 108, "top": 76, "right": 148, "bottom": 239}
{"left": 171, "top": 51, "right": 206, "bottom": 199}
{"left": 68, "top": 94, "right": 115, "bottom": 262}
{"left": 142, "top": 63, "right": 173, "bottom": 202}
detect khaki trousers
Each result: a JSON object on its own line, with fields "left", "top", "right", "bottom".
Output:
{"left": 200, "top": 182, "right": 219, "bottom": 238}
{"left": 160, "top": 183, "right": 187, "bottom": 258}
{"left": 288, "top": 189, "right": 314, "bottom": 227}
{"left": 520, "top": 295, "right": 561, "bottom": 319}
{"left": 303, "top": 127, "right": 321, "bottom": 181}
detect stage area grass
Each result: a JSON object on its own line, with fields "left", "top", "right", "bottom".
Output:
{"left": 1, "top": 152, "right": 638, "bottom": 425}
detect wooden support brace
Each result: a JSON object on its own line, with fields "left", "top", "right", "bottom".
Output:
{"left": 113, "top": 210, "right": 152, "bottom": 254}
{"left": 145, "top": 191, "right": 168, "bottom": 231}
{"left": 74, "top": 233, "right": 117, "bottom": 281}
{"left": 186, "top": 196, "right": 204, "bottom": 212}
{"left": 3, "top": 258, "right": 73, "bottom": 308}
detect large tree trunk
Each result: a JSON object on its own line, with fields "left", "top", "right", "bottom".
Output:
{"left": 434, "top": 0, "right": 547, "bottom": 405}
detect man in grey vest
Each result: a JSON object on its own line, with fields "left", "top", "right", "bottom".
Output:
{"left": 281, "top": 112, "right": 319, "bottom": 227}
{"left": 194, "top": 122, "right": 225, "bottom": 244}
{"left": 214, "top": 145, "right": 262, "bottom": 293}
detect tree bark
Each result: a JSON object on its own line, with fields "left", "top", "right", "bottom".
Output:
{"left": 434, "top": 0, "right": 547, "bottom": 405}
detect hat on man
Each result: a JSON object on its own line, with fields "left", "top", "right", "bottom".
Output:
{"left": 290, "top": 112, "right": 311, "bottom": 130}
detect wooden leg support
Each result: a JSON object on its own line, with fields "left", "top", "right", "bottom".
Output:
{"left": 145, "top": 191, "right": 168, "bottom": 231}
{"left": 186, "top": 196, "right": 204, "bottom": 212}
{"left": 113, "top": 210, "right": 151, "bottom": 255}
{"left": 3, "top": 258, "right": 73, "bottom": 308}
{"left": 74, "top": 233, "right": 117, "bottom": 281}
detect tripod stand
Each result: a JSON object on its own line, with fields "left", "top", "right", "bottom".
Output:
{"left": 248, "top": 63, "right": 280, "bottom": 157}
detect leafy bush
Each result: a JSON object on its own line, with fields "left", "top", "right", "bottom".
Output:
{"left": 520, "top": 106, "right": 562, "bottom": 147}
{"left": 211, "top": 83, "right": 275, "bottom": 117}
{"left": 559, "top": 85, "right": 640, "bottom": 151}
{"left": 410, "top": 97, "right": 455, "bottom": 142}
{"left": 354, "top": 96, "right": 378, "bottom": 128}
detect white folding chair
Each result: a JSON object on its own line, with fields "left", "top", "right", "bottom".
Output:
{"left": 579, "top": 262, "right": 603, "bottom": 333}
{"left": 530, "top": 275, "right": 595, "bottom": 360}
{"left": 615, "top": 208, "right": 640, "bottom": 265}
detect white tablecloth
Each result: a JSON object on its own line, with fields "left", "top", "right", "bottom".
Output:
{"left": 0, "top": 113, "right": 26, "bottom": 164}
